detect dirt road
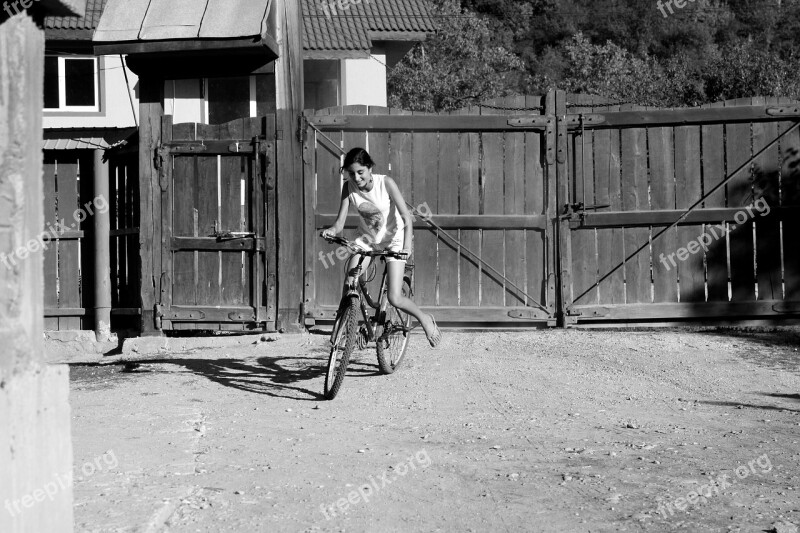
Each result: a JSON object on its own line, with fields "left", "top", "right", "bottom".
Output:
{"left": 64, "top": 329, "right": 800, "bottom": 532}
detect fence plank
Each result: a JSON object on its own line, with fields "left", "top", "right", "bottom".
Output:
{"left": 726, "top": 98, "right": 756, "bottom": 302}
{"left": 438, "top": 127, "right": 460, "bottom": 306}
{"left": 702, "top": 101, "right": 728, "bottom": 301}
{"left": 196, "top": 151, "right": 221, "bottom": 306}
{"left": 456, "top": 105, "right": 481, "bottom": 306}
{"left": 753, "top": 97, "right": 783, "bottom": 301}
{"left": 218, "top": 120, "right": 248, "bottom": 306}
{"left": 594, "top": 105, "right": 625, "bottom": 304}
{"left": 570, "top": 95, "right": 599, "bottom": 305}
{"left": 412, "top": 111, "right": 439, "bottom": 306}
{"left": 42, "top": 155, "right": 59, "bottom": 330}
{"left": 480, "top": 103, "right": 506, "bottom": 306}
{"left": 782, "top": 104, "right": 800, "bottom": 301}
{"left": 524, "top": 95, "right": 546, "bottom": 308}
{"left": 503, "top": 96, "right": 528, "bottom": 306}
{"left": 674, "top": 125, "right": 706, "bottom": 303}
{"left": 649, "top": 113, "right": 679, "bottom": 303}
{"left": 56, "top": 157, "right": 81, "bottom": 329}
{"left": 620, "top": 104, "right": 650, "bottom": 304}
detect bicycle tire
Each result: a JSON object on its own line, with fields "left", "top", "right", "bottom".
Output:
{"left": 324, "top": 297, "right": 358, "bottom": 400}
{"left": 375, "top": 278, "right": 412, "bottom": 374}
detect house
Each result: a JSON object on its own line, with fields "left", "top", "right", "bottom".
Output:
{"left": 42, "top": 0, "right": 139, "bottom": 333}
{"left": 301, "top": 0, "right": 435, "bottom": 109}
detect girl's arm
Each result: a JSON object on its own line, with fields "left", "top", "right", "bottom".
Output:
{"left": 385, "top": 177, "right": 414, "bottom": 255}
{"left": 322, "top": 185, "right": 350, "bottom": 237}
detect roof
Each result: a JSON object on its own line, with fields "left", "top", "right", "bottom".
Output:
{"left": 42, "top": 128, "right": 137, "bottom": 150}
{"left": 50, "top": 0, "right": 434, "bottom": 56}
{"left": 92, "top": 0, "right": 277, "bottom": 56}
{"left": 45, "top": 0, "right": 103, "bottom": 40}
{"left": 301, "top": 0, "right": 435, "bottom": 54}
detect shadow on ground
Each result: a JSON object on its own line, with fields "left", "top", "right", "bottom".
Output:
{"left": 70, "top": 344, "right": 385, "bottom": 401}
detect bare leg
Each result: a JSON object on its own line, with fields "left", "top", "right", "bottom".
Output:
{"left": 340, "top": 254, "right": 371, "bottom": 299}
{"left": 385, "top": 261, "right": 438, "bottom": 339}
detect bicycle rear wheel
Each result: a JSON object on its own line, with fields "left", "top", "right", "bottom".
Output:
{"left": 375, "top": 278, "right": 412, "bottom": 374}
{"left": 324, "top": 297, "right": 358, "bottom": 400}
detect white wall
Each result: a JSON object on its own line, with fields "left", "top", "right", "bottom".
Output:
{"left": 43, "top": 55, "right": 139, "bottom": 129}
{"left": 340, "top": 52, "right": 387, "bottom": 107}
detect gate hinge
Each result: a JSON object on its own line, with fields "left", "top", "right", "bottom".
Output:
{"left": 154, "top": 146, "right": 169, "bottom": 171}
{"left": 154, "top": 303, "right": 164, "bottom": 329}
{"left": 298, "top": 114, "right": 309, "bottom": 144}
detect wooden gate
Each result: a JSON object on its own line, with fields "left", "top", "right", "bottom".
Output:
{"left": 302, "top": 97, "right": 558, "bottom": 326}
{"left": 558, "top": 92, "right": 800, "bottom": 324}
{"left": 155, "top": 116, "right": 277, "bottom": 331}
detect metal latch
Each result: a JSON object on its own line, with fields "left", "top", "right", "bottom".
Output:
{"left": 212, "top": 221, "right": 255, "bottom": 240}
{"left": 560, "top": 202, "right": 609, "bottom": 221}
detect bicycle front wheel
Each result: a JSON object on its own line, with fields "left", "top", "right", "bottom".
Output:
{"left": 375, "top": 279, "right": 412, "bottom": 374}
{"left": 324, "top": 297, "right": 358, "bottom": 400}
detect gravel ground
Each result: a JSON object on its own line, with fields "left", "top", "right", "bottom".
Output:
{"left": 63, "top": 328, "right": 800, "bottom": 532}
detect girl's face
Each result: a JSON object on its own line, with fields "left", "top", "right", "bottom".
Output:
{"left": 346, "top": 163, "right": 373, "bottom": 190}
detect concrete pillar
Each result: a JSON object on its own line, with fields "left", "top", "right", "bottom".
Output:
{"left": 93, "top": 149, "right": 113, "bottom": 342}
{"left": 0, "top": 2, "right": 86, "bottom": 531}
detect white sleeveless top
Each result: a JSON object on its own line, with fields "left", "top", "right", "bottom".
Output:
{"left": 346, "top": 174, "right": 405, "bottom": 250}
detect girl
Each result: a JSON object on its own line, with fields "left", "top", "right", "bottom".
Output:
{"left": 321, "top": 147, "right": 442, "bottom": 348}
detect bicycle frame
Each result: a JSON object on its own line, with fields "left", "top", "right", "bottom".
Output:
{"left": 330, "top": 252, "right": 389, "bottom": 345}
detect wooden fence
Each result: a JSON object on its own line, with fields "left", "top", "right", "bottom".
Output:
{"left": 303, "top": 90, "right": 800, "bottom": 326}
{"left": 42, "top": 149, "right": 140, "bottom": 331}
{"left": 562, "top": 94, "right": 800, "bottom": 323}
{"left": 109, "top": 151, "right": 141, "bottom": 328}
{"left": 304, "top": 98, "right": 556, "bottom": 325}
{"left": 42, "top": 151, "right": 91, "bottom": 330}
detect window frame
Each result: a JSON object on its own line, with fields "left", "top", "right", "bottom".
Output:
{"left": 44, "top": 55, "right": 101, "bottom": 113}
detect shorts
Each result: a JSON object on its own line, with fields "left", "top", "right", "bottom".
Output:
{"left": 355, "top": 232, "right": 407, "bottom": 263}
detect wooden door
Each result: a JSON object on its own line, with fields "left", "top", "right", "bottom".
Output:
{"left": 156, "top": 116, "right": 277, "bottom": 331}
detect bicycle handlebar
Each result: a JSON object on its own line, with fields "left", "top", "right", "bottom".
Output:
{"left": 319, "top": 233, "right": 409, "bottom": 260}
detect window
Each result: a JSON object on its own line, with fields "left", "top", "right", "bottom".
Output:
{"left": 44, "top": 56, "right": 99, "bottom": 112}
{"left": 205, "top": 74, "right": 275, "bottom": 125}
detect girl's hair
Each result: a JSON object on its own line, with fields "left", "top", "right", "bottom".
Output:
{"left": 342, "top": 147, "right": 375, "bottom": 170}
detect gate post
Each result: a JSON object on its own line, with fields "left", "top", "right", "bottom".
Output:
{"left": 554, "top": 89, "right": 576, "bottom": 326}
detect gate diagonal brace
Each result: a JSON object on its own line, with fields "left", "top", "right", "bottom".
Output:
{"left": 570, "top": 119, "right": 800, "bottom": 305}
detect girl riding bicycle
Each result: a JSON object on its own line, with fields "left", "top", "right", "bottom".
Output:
{"left": 321, "top": 147, "right": 442, "bottom": 348}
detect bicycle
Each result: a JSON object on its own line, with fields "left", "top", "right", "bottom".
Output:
{"left": 320, "top": 234, "right": 414, "bottom": 400}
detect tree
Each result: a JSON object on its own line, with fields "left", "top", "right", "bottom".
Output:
{"left": 387, "top": 0, "right": 524, "bottom": 112}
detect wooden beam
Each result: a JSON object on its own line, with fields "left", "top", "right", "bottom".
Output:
{"left": 575, "top": 207, "right": 792, "bottom": 228}
{"left": 308, "top": 114, "right": 549, "bottom": 132}
{"left": 305, "top": 306, "right": 553, "bottom": 323}
{"left": 315, "top": 214, "right": 547, "bottom": 230}
{"left": 137, "top": 75, "right": 165, "bottom": 336}
{"left": 568, "top": 105, "right": 800, "bottom": 129}
{"left": 569, "top": 301, "right": 800, "bottom": 321}
{"left": 95, "top": 36, "right": 279, "bottom": 58}
{"left": 44, "top": 308, "right": 86, "bottom": 317}
{"left": 274, "top": 0, "right": 305, "bottom": 332}
{"left": 170, "top": 237, "right": 266, "bottom": 251}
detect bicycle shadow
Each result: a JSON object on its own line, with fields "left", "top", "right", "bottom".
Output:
{"left": 134, "top": 354, "right": 327, "bottom": 401}
{"left": 138, "top": 344, "right": 385, "bottom": 401}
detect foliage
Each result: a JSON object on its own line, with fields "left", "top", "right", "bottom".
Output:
{"left": 387, "top": 0, "right": 523, "bottom": 112}
{"left": 387, "top": 0, "right": 800, "bottom": 109}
